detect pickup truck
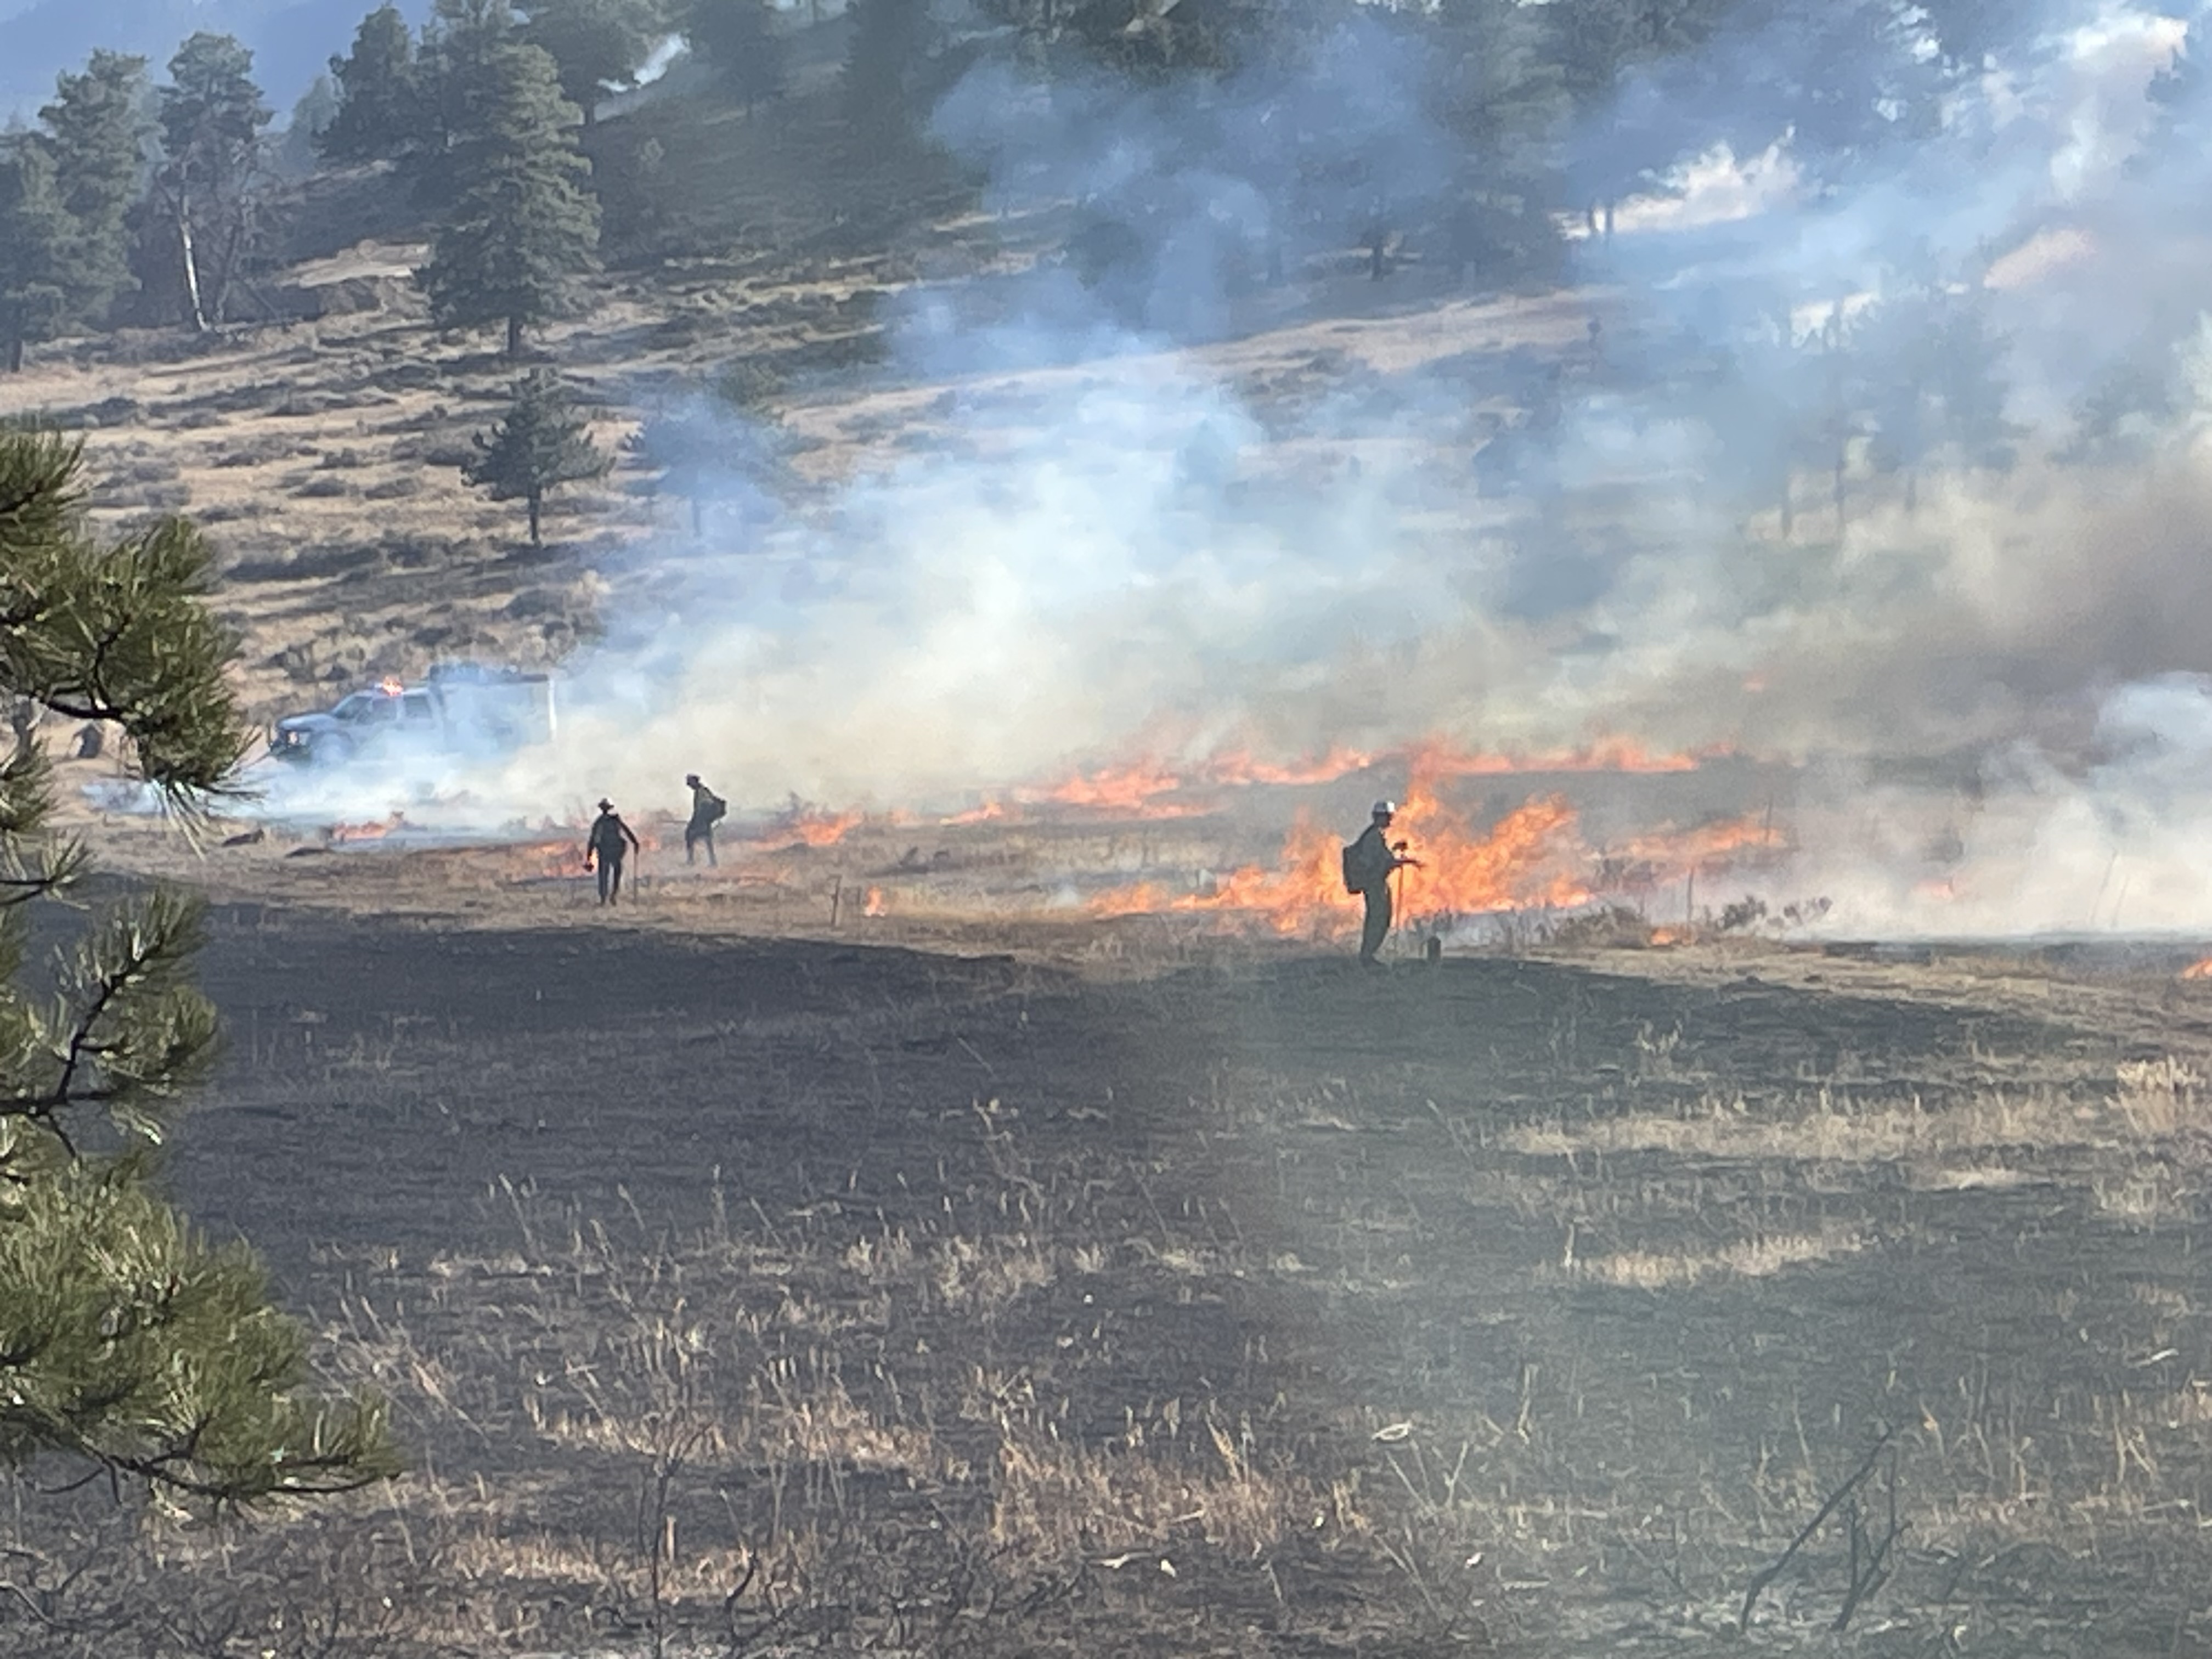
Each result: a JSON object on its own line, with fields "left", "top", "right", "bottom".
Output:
{"left": 269, "top": 663, "right": 556, "bottom": 766}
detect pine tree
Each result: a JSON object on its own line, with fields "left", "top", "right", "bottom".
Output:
{"left": 523, "top": 0, "right": 666, "bottom": 126}
{"left": 416, "top": 0, "right": 524, "bottom": 210}
{"left": 686, "top": 0, "right": 785, "bottom": 115}
{"left": 152, "top": 33, "right": 272, "bottom": 332}
{"left": 0, "top": 428, "right": 400, "bottom": 1503}
{"left": 463, "top": 369, "right": 611, "bottom": 542}
{"left": 631, "top": 400, "right": 752, "bottom": 535}
{"left": 320, "top": 4, "right": 426, "bottom": 165}
{"left": 36, "top": 51, "right": 148, "bottom": 334}
{"left": 277, "top": 75, "right": 343, "bottom": 177}
{"left": 0, "top": 141, "right": 71, "bottom": 373}
{"left": 421, "top": 31, "right": 602, "bottom": 356}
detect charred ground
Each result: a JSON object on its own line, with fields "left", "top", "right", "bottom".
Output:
{"left": 9, "top": 866, "right": 2209, "bottom": 1657}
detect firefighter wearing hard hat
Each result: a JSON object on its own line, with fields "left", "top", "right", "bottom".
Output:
{"left": 1342, "top": 800, "right": 1420, "bottom": 967}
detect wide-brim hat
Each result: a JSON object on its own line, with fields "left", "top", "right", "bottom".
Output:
{"left": 597, "top": 799, "right": 614, "bottom": 811}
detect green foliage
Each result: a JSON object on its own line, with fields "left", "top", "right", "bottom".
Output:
{"left": 151, "top": 33, "right": 272, "bottom": 331}
{"left": 320, "top": 4, "right": 426, "bottom": 165}
{"left": 0, "top": 428, "right": 398, "bottom": 1504}
{"left": 629, "top": 405, "right": 720, "bottom": 535}
{"left": 1545, "top": 0, "right": 1746, "bottom": 103}
{"left": 463, "top": 368, "right": 612, "bottom": 542}
{"left": 421, "top": 0, "right": 528, "bottom": 184}
{"left": 35, "top": 51, "right": 148, "bottom": 335}
{"left": 278, "top": 74, "right": 344, "bottom": 175}
{"left": 421, "top": 25, "right": 603, "bottom": 356}
{"left": 523, "top": 0, "right": 668, "bottom": 125}
{"left": 157, "top": 33, "right": 272, "bottom": 189}
{"left": 0, "top": 141, "right": 72, "bottom": 373}
{"left": 685, "top": 0, "right": 785, "bottom": 112}
{"left": 0, "top": 1155, "right": 395, "bottom": 1502}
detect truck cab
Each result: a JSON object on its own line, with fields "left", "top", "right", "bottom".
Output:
{"left": 270, "top": 668, "right": 553, "bottom": 766}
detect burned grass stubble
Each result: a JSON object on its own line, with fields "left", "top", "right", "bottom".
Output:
{"left": 4, "top": 903, "right": 2209, "bottom": 1656}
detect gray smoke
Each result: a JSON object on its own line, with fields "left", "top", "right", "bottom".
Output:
{"left": 296, "top": 0, "right": 2212, "bottom": 934}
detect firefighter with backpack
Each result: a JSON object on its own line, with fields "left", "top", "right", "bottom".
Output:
{"left": 684, "top": 774, "right": 728, "bottom": 866}
{"left": 1342, "top": 800, "right": 1420, "bottom": 967}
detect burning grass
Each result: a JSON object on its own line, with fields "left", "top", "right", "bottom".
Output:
{"left": 1084, "top": 754, "right": 1778, "bottom": 936}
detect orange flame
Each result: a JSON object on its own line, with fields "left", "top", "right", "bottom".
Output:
{"left": 943, "top": 800, "right": 1009, "bottom": 826}
{"left": 1408, "top": 736, "right": 1713, "bottom": 777}
{"left": 1200, "top": 745, "right": 1377, "bottom": 787}
{"left": 1615, "top": 813, "right": 1778, "bottom": 867}
{"left": 528, "top": 838, "right": 592, "bottom": 878}
{"left": 864, "top": 887, "right": 886, "bottom": 918}
{"left": 770, "top": 808, "right": 862, "bottom": 847}
{"left": 1040, "top": 762, "right": 1183, "bottom": 812}
{"left": 1190, "top": 736, "right": 1715, "bottom": 789}
{"left": 1085, "top": 738, "right": 1782, "bottom": 935}
{"left": 2181, "top": 957, "right": 2212, "bottom": 981}
{"left": 327, "top": 812, "right": 406, "bottom": 843}
{"left": 1090, "top": 761, "right": 1592, "bottom": 934}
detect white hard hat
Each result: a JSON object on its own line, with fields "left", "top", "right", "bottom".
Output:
{"left": 1373, "top": 799, "right": 1396, "bottom": 817}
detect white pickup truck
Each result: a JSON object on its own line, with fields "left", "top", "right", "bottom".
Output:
{"left": 269, "top": 663, "right": 556, "bottom": 766}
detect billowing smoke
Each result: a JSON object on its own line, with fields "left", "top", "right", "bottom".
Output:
{"left": 286, "top": 0, "right": 2212, "bottom": 935}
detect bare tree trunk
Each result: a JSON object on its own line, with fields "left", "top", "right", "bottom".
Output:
{"left": 175, "top": 196, "right": 208, "bottom": 333}
{"left": 527, "top": 489, "right": 542, "bottom": 545}
{"left": 506, "top": 313, "right": 523, "bottom": 357}
{"left": 5, "top": 331, "right": 22, "bottom": 373}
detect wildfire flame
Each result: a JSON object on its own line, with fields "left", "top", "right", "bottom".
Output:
{"left": 864, "top": 887, "right": 886, "bottom": 917}
{"left": 1040, "top": 762, "right": 1183, "bottom": 811}
{"left": 524, "top": 839, "right": 591, "bottom": 879}
{"left": 1087, "top": 749, "right": 1775, "bottom": 935}
{"left": 2181, "top": 957, "right": 2212, "bottom": 981}
{"left": 770, "top": 808, "right": 863, "bottom": 848}
{"left": 1091, "top": 779, "right": 1592, "bottom": 935}
{"left": 327, "top": 812, "right": 406, "bottom": 843}
{"left": 1199, "top": 745, "right": 1376, "bottom": 787}
{"left": 942, "top": 800, "right": 1008, "bottom": 826}
{"left": 1407, "top": 736, "right": 1714, "bottom": 777}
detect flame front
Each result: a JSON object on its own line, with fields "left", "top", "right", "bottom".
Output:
{"left": 1087, "top": 746, "right": 1777, "bottom": 935}
{"left": 2181, "top": 957, "right": 2212, "bottom": 981}
{"left": 1041, "top": 762, "right": 1183, "bottom": 811}
{"left": 328, "top": 812, "right": 406, "bottom": 843}
{"left": 1408, "top": 737, "right": 1718, "bottom": 777}
{"left": 771, "top": 808, "right": 862, "bottom": 847}
{"left": 1091, "top": 772, "right": 1591, "bottom": 934}
{"left": 1199, "top": 745, "right": 1377, "bottom": 787}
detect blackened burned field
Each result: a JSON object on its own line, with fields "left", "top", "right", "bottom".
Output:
{"left": 112, "top": 913, "right": 2212, "bottom": 1654}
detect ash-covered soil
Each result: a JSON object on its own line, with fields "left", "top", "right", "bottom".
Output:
{"left": 13, "top": 876, "right": 2204, "bottom": 1657}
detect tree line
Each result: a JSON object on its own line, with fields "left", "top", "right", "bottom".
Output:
{"left": 2, "top": 0, "right": 2096, "bottom": 375}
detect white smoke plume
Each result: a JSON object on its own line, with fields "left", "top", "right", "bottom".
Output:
{"left": 273, "top": 0, "right": 2212, "bottom": 936}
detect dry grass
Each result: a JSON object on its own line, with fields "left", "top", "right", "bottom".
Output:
{"left": 1507, "top": 1058, "right": 2208, "bottom": 1175}
{"left": 1571, "top": 1226, "right": 1865, "bottom": 1289}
